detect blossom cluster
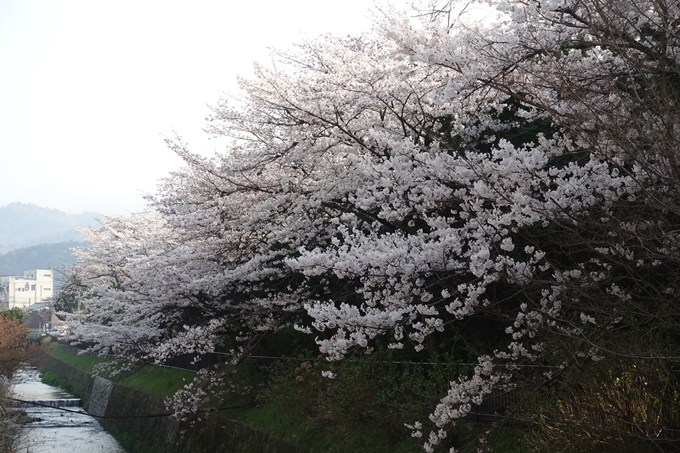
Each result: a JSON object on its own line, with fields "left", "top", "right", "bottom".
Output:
{"left": 61, "top": 0, "right": 680, "bottom": 450}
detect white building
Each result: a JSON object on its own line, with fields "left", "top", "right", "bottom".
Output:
{"left": 0, "top": 269, "right": 54, "bottom": 310}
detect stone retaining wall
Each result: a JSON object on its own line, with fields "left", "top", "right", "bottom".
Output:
{"left": 39, "top": 356, "right": 303, "bottom": 453}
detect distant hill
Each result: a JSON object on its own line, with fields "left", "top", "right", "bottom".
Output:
{"left": 0, "top": 203, "right": 101, "bottom": 253}
{"left": 0, "top": 241, "right": 86, "bottom": 293}
{"left": 0, "top": 241, "right": 84, "bottom": 276}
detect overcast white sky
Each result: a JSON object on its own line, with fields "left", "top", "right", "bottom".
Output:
{"left": 1, "top": 0, "right": 419, "bottom": 215}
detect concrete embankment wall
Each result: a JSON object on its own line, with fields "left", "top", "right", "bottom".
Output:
{"left": 40, "top": 356, "right": 303, "bottom": 453}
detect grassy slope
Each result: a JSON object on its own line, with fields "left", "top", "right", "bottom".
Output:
{"left": 44, "top": 343, "right": 356, "bottom": 451}
{"left": 46, "top": 342, "right": 195, "bottom": 396}
{"left": 44, "top": 341, "right": 518, "bottom": 453}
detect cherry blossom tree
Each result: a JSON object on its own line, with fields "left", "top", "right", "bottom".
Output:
{"left": 62, "top": 0, "right": 680, "bottom": 450}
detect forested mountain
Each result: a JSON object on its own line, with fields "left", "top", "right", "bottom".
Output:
{"left": 0, "top": 203, "right": 100, "bottom": 253}
{"left": 0, "top": 241, "right": 82, "bottom": 277}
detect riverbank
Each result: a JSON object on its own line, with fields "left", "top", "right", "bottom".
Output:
{"left": 0, "top": 378, "right": 20, "bottom": 451}
{"left": 39, "top": 340, "right": 525, "bottom": 453}
{"left": 38, "top": 345, "right": 304, "bottom": 453}
{"left": 13, "top": 366, "right": 125, "bottom": 453}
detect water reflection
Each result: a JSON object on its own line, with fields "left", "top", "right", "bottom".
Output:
{"left": 12, "top": 368, "right": 126, "bottom": 453}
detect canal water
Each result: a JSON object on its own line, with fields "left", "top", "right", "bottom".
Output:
{"left": 12, "top": 367, "right": 126, "bottom": 453}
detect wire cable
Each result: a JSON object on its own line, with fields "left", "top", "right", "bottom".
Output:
{"left": 7, "top": 397, "right": 248, "bottom": 419}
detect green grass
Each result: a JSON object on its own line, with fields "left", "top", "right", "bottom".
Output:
{"left": 46, "top": 341, "right": 195, "bottom": 396}
{"left": 220, "top": 402, "right": 298, "bottom": 440}
{"left": 48, "top": 342, "right": 106, "bottom": 373}
{"left": 115, "top": 365, "right": 196, "bottom": 396}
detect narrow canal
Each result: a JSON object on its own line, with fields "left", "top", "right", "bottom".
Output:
{"left": 12, "top": 367, "right": 126, "bottom": 453}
